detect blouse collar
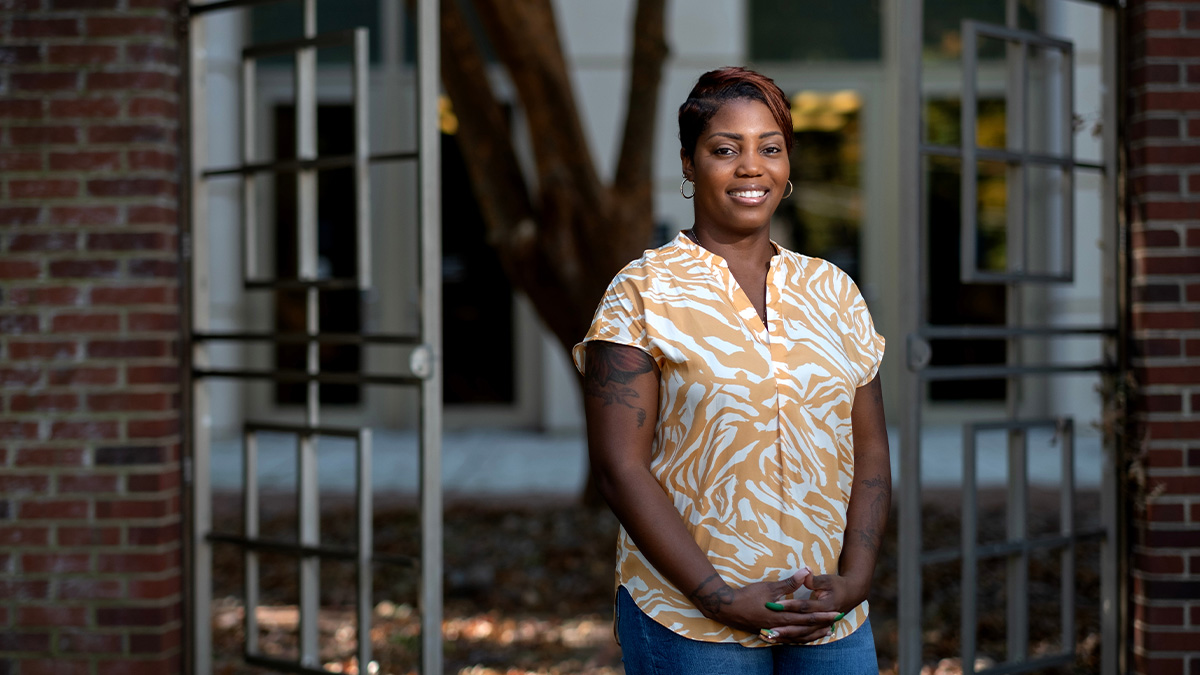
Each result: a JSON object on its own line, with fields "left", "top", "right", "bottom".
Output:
{"left": 673, "top": 229, "right": 786, "bottom": 273}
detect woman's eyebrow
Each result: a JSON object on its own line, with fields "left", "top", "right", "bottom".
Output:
{"left": 706, "top": 130, "right": 784, "bottom": 141}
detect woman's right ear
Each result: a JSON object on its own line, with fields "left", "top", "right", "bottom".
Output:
{"left": 680, "top": 149, "right": 694, "bottom": 181}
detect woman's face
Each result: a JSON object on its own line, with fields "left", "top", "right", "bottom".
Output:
{"left": 682, "top": 98, "right": 789, "bottom": 236}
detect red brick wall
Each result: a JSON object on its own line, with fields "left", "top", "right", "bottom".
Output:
{"left": 1126, "top": 1, "right": 1200, "bottom": 674}
{"left": 0, "top": 0, "right": 183, "bottom": 671}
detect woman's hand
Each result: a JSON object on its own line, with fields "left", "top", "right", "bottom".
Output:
{"left": 691, "top": 569, "right": 842, "bottom": 644}
{"left": 757, "top": 572, "right": 869, "bottom": 643}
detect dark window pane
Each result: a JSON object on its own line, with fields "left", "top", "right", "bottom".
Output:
{"left": 440, "top": 125, "right": 515, "bottom": 405}
{"left": 922, "top": 0, "right": 1039, "bottom": 63}
{"left": 252, "top": 0, "right": 382, "bottom": 65}
{"left": 749, "top": 0, "right": 881, "bottom": 62}
{"left": 273, "top": 105, "right": 363, "bottom": 406}
{"left": 923, "top": 154, "right": 1006, "bottom": 401}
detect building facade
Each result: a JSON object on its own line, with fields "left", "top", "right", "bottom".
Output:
{"left": 0, "top": 0, "right": 1197, "bottom": 672}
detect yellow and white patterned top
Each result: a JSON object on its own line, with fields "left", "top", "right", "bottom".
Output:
{"left": 573, "top": 232, "right": 885, "bottom": 646}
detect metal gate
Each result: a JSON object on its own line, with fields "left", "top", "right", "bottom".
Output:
{"left": 182, "top": 1, "right": 442, "bottom": 672}
{"left": 895, "top": 0, "right": 1121, "bottom": 673}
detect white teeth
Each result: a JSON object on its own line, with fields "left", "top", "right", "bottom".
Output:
{"left": 731, "top": 190, "right": 766, "bottom": 198}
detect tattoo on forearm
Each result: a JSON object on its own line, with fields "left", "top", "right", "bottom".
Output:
{"left": 855, "top": 528, "right": 881, "bottom": 553}
{"left": 851, "top": 473, "right": 890, "bottom": 554}
{"left": 688, "top": 573, "right": 734, "bottom": 616}
{"left": 584, "top": 343, "right": 654, "bottom": 428}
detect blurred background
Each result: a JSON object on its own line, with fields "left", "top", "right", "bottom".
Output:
{"left": 2, "top": 0, "right": 1195, "bottom": 674}
{"left": 187, "top": 1, "right": 1113, "bottom": 672}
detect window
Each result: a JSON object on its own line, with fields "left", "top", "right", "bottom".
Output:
{"left": 272, "top": 104, "right": 363, "bottom": 405}
{"left": 777, "top": 90, "right": 864, "bottom": 280}
{"left": 440, "top": 125, "right": 516, "bottom": 405}
{"left": 251, "top": 0, "right": 383, "bottom": 64}
{"left": 749, "top": 0, "right": 882, "bottom": 62}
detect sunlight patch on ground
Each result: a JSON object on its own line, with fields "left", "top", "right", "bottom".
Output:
{"left": 212, "top": 600, "right": 621, "bottom": 675}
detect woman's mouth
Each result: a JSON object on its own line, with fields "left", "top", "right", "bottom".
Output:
{"left": 728, "top": 187, "right": 769, "bottom": 204}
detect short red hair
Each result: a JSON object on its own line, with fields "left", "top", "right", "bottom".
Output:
{"left": 678, "top": 67, "right": 793, "bottom": 159}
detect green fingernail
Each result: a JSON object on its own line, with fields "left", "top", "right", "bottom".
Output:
{"left": 833, "top": 612, "right": 846, "bottom": 622}
{"left": 765, "top": 602, "right": 785, "bottom": 611}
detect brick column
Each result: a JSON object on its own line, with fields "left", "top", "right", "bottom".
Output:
{"left": 1125, "top": 1, "right": 1200, "bottom": 674}
{"left": 0, "top": 0, "right": 183, "bottom": 672}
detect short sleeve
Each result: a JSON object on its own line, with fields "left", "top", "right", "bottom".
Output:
{"left": 572, "top": 272, "right": 659, "bottom": 376}
{"left": 844, "top": 281, "right": 886, "bottom": 388}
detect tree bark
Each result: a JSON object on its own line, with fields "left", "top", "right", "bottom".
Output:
{"left": 441, "top": 0, "right": 668, "bottom": 355}
{"left": 440, "top": 0, "right": 669, "bottom": 503}
{"left": 612, "top": 0, "right": 669, "bottom": 251}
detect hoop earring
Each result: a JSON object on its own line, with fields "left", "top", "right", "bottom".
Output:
{"left": 680, "top": 179, "right": 695, "bottom": 199}
{"left": 783, "top": 180, "right": 794, "bottom": 199}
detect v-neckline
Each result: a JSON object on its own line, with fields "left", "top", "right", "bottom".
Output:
{"left": 678, "top": 232, "right": 778, "bottom": 344}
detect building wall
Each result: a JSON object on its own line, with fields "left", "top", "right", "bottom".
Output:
{"left": 0, "top": 0, "right": 184, "bottom": 672}
{"left": 1125, "top": 1, "right": 1200, "bottom": 673}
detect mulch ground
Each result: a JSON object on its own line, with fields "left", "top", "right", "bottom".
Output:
{"left": 209, "top": 489, "right": 1103, "bottom": 675}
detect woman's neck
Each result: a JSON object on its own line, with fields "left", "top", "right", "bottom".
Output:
{"left": 688, "top": 225, "right": 775, "bottom": 269}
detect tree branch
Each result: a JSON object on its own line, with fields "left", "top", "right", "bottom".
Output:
{"left": 440, "top": 0, "right": 593, "bottom": 354}
{"left": 601, "top": 0, "right": 670, "bottom": 273}
{"left": 468, "top": 0, "right": 621, "bottom": 308}
{"left": 613, "top": 0, "right": 668, "bottom": 200}
{"left": 470, "top": 0, "right": 609, "bottom": 221}
{"left": 439, "top": 0, "right": 535, "bottom": 249}
{"left": 440, "top": 0, "right": 669, "bottom": 356}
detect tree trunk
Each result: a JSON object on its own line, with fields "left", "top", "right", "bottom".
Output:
{"left": 440, "top": 0, "right": 669, "bottom": 503}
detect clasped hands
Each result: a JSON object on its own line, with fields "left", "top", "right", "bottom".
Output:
{"left": 693, "top": 569, "right": 866, "bottom": 645}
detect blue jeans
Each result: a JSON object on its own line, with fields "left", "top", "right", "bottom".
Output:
{"left": 616, "top": 585, "right": 878, "bottom": 675}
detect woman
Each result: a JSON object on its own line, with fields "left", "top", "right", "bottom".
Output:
{"left": 573, "top": 67, "right": 890, "bottom": 674}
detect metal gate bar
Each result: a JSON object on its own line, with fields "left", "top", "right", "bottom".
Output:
{"left": 894, "top": 0, "right": 925, "bottom": 670}
{"left": 895, "top": 0, "right": 1120, "bottom": 672}
{"left": 959, "top": 419, "right": 1079, "bottom": 672}
{"left": 185, "top": 0, "right": 442, "bottom": 672}
{"left": 415, "top": 0, "right": 443, "bottom": 666}
{"left": 201, "top": 150, "right": 420, "bottom": 176}
{"left": 962, "top": 21, "right": 1075, "bottom": 284}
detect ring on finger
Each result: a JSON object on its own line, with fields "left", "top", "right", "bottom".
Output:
{"left": 760, "top": 628, "right": 779, "bottom": 641}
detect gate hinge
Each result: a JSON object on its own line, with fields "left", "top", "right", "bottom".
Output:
{"left": 181, "top": 232, "right": 192, "bottom": 261}
{"left": 409, "top": 344, "right": 434, "bottom": 380}
{"left": 907, "top": 334, "right": 932, "bottom": 371}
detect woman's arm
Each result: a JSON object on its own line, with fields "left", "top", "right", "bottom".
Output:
{"left": 834, "top": 373, "right": 892, "bottom": 603}
{"left": 583, "top": 341, "right": 836, "bottom": 638}
{"left": 766, "top": 374, "right": 891, "bottom": 640}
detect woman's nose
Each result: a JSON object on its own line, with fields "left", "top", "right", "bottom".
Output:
{"left": 736, "top": 153, "right": 763, "bottom": 176}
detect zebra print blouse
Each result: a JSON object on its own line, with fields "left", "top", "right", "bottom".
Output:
{"left": 573, "top": 231, "right": 885, "bottom": 646}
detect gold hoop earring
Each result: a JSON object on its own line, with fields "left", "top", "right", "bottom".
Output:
{"left": 783, "top": 180, "right": 794, "bottom": 199}
{"left": 680, "top": 179, "right": 695, "bottom": 199}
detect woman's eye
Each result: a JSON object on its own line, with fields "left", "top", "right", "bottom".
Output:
{"left": 763, "top": 146, "right": 781, "bottom": 155}
{"left": 714, "top": 147, "right": 735, "bottom": 156}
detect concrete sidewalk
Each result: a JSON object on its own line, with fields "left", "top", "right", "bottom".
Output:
{"left": 209, "top": 425, "right": 1103, "bottom": 499}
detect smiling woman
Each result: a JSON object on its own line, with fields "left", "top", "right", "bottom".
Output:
{"left": 683, "top": 97, "right": 792, "bottom": 317}
{"left": 576, "top": 67, "right": 891, "bottom": 675}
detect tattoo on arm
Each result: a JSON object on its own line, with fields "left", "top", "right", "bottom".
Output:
{"left": 851, "top": 474, "right": 890, "bottom": 554}
{"left": 584, "top": 343, "right": 654, "bottom": 428}
{"left": 688, "top": 573, "right": 734, "bottom": 616}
